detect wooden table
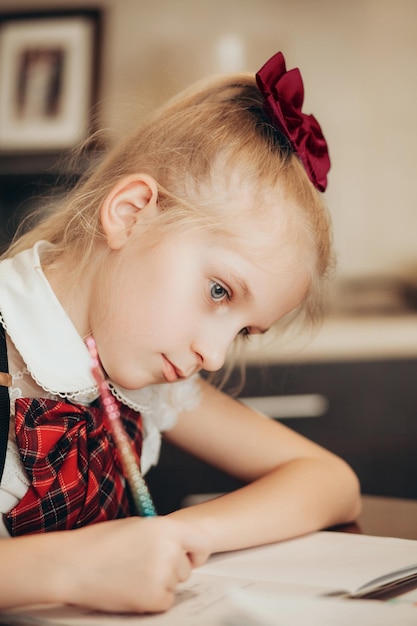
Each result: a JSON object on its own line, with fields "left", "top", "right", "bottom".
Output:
{"left": 337, "top": 494, "right": 417, "bottom": 540}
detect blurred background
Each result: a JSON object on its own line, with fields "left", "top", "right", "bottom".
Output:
{"left": 1, "top": 0, "right": 417, "bottom": 502}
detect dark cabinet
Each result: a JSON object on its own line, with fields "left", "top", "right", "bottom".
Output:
{"left": 147, "top": 358, "right": 417, "bottom": 514}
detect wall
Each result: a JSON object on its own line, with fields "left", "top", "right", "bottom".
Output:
{"left": 2, "top": 0, "right": 417, "bottom": 280}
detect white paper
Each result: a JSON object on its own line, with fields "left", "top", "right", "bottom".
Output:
{"left": 225, "top": 589, "right": 417, "bottom": 626}
{"left": 200, "top": 531, "right": 417, "bottom": 594}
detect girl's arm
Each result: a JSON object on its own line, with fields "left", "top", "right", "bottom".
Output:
{"left": 0, "top": 517, "right": 210, "bottom": 613}
{"left": 166, "top": 378, "right": 362, "bottom": 553}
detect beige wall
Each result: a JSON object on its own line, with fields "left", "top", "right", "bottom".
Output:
{"left": 2, "top": 0, "right": 417, "bottom": 280}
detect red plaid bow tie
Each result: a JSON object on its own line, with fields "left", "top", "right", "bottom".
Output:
{"left": 5, "top": 396, "right": 143, "bottom": 536}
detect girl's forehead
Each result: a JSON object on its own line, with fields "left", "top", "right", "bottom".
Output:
{"left": 227, "top": 205, "right": 310, "bottom": 267}
{"left": 204, "top": 224, "right": 311, "bottom": 291}
{"left": 226, "top": 179, "right": 303, "bottom": 237}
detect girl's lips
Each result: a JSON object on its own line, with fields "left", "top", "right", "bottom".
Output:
{"left": 162, "top": 355, "right": 180, "bottom": 382}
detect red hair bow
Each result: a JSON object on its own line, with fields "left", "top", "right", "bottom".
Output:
{"left": 256, "top": 51, "right": 330, "bottom": 192}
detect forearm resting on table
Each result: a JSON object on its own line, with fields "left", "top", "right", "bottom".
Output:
{"left": 0, "top": 532, "right": 67, "bottom": 609}
{"left": 168, "top": 454, "right": 362, "bottom": 553}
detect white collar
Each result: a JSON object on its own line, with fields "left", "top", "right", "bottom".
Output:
{"left": 0, "top": 241, "right": 98, "bottom": 399}
{"left": 0, "top": 241, "right": 152, "bottom": 411}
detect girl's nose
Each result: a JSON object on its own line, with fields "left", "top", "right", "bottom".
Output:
{"left": 192, "top": 328, "right": 234, "bottom": 372}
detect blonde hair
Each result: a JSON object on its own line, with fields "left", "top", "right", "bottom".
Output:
{"left": 5, "top": 73, "right": 334, "bottom": 329}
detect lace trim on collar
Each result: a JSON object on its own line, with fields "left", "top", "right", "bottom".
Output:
{"left": 0, "top": 313, "right": 98, "bottom": 401}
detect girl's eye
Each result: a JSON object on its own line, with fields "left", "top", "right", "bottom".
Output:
{"left": 238, "top": 327, "right": 251, "bottom": 341}
{"left": 210, "top": 281, "right": 230, "bottom": 302}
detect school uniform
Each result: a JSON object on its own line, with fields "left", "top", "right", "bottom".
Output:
{"left": 0, "top": 241, "right": 200, "bottom": 536}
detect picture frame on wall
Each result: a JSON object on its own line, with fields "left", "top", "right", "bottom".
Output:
{"left": 0, "top": 10, "right": 101, "bottom": 153}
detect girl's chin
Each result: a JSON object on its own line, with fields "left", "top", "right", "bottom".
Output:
{"left": 112, "top": 373, "right": 165, "bottom": 390}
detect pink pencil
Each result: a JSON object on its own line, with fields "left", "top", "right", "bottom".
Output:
{"left": 86, "top": 337, "right": 156, "bottom": 517}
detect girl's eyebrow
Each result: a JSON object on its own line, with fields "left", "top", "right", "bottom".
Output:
{"left": 229, "top": 271, "right": 253, "bottom": 301}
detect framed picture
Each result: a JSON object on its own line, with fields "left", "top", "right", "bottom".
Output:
{"left": 0, "top": 10, "right": 101, "bottom": 152}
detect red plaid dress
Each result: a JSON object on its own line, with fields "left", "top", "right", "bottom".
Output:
{"left": 5, "top": 396, "right": 143, "bottom": 536}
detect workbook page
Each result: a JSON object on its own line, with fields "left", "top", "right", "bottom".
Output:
{"left": 2, "top": 584, "right": 417, "bottom": 626}
{"left": 199, "top": 531, "right": 417, "bottom": 594}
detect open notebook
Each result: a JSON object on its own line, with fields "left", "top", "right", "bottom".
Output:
{"left": 1, "top": 531, "right": 417, "bottom": 626}
{"left": 198, "top": 530, "right": 417, "bottom": 599}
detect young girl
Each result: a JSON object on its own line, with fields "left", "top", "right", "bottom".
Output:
{"left": 0, "top": 51, "right": 361, "bottom": 614}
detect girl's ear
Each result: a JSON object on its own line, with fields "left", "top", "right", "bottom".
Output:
{"left": 100, "top": 174, "right": 159, "bottom": 249}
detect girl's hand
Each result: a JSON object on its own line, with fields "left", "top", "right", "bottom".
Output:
{"left": 56, "top": 516, "right": 211, "bottom": 613}
{"left": 0, "top": 516, "right": 210, "bottom": 614}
